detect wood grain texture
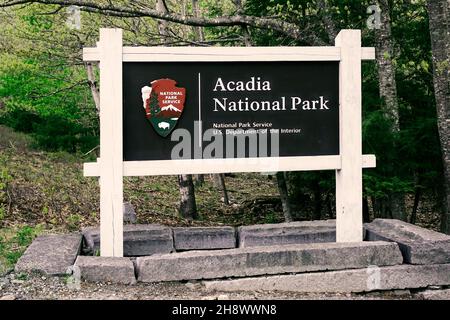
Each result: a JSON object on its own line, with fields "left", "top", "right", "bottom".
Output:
{"left": 98, "top": 29, "right": 124, "bottom": 257}
{"left": 84, "top": 46, "right": 375, "bottom": 62}
{"left": 335, "top": 30, "right": 364, "bottom": 242}
{"left": 83, "top": 155, "right": 376, "bottom": 177}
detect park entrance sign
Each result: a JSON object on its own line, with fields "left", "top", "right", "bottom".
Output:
{"left": 83, "top": 28, "right": 376, "bottom": 257}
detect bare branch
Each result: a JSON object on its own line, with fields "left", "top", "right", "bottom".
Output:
{"left": 0, "top": 0, "right": 305, "bottom": 40}
{"left": 35, "top": 4, "right": 63, "bottom": 15}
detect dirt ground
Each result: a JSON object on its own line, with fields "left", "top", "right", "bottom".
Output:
{"left": 1, "top": 272, "right": 448, "bottom": 300}
{"left": 1, "top": 126, "right": 449, "bottom": 302}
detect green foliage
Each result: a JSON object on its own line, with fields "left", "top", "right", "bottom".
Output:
{"left": 264, "top": 211, "right": 279, "bottom": 224}
{"left": 15, "top": 226, "right": 36, "bottom": 247}
{"left": 0, "top": 54, "right": 98, "bottom": 153}
{"left": 0, "top": 225, "right": 43, "bottom": 268}
{"left": 66, "top": 213, "right": 83, "bottom": 231}
{"left": 0, "top": 0, "right": 444, "bottom": 225}
{"left": 0, "top": 132, "right": 101, "bottom": 230}
{"left": 243, "top": 0, "right": 442, "bottom": 220}
{"left": 15, "top": 273, "right": 28, "bottom": 281}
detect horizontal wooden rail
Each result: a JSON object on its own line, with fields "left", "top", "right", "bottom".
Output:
{"left": 83, "top": 46, "right": 375, "bottom": 62}
{"left": 84, "top": 154, "right": 376, "bottom": 177}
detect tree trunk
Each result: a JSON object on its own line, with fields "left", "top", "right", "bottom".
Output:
{"left": 363, "top": 197, "right": 371, "bottom": 223}
{"left": 410, "top": 188, "right": 421, "bottom": 225}
{"left": 389, "top": 193, "right": 406, "bottom": 221}
{"left": 318, "top": 0, "right": 338, "bottom": 43}
{"left": 192, "top": 0, "right": 204, "bottom": 42}
{"left": 325, "top": 192, "right": 333, "bottom": 219}
{"left": 376, "top": 0, "right": 400, "bottom": 128}
{"left": 371, "top": 196, "right": 379, "bottom": 218}
{"left": 372, "top": 196, "right": 390, "bottom": 219}
{"left": 179, "top": 0, "right": 192, "bottom": 38}
{"left": 156, "top": 0, "right": 170, "bottom": 40}
{"left": 426, "top": 0, "right": 450, "bottom": 234}
{"left": 219, "top": 174, "right": 229, "bottom": 205}
{"left": 375, "top": 0, "right": 406, "bottom": 221}
{"left": 213, "top": 174, "right": 230, "bottom": 205}
{"left": 313, "top": 180, "right": 322, "bottom": 220}
{"left": 276, "top": 172, "right": 293, "bottom": 222}
{"left": 85, "top": 63, "right": 100, "bottom": 113}
{"left": 178, "top": 174, "right": 197, "bottom": 219}
{"left": 234, "top": 0, "right": 252, "bottom": 46}
{"left": 194, "top": 174, "right": 204, "bottom": 186}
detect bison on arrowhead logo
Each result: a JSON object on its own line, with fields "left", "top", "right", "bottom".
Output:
{"left": 141, "top": 79, "right": 186, "bottom": 138}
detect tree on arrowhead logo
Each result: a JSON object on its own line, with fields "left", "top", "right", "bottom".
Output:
{"left": 141, "top": 79, "right": 186, "bottom": 138}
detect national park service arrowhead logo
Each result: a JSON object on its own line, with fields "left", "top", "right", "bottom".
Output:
{"left": 141, "top": 79, "right": 186, "bottom": 138}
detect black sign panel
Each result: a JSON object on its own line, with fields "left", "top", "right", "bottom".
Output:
{"left": 123, "top": 62, "right": 339, "bottom": 161}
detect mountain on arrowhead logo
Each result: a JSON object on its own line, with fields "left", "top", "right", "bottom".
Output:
{"left": 141, "top": 79, "right": 186, "bottom": 138}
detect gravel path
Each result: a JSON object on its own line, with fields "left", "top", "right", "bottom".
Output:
{"left": 1, "top": 272, "right": 444, "bottom": 300}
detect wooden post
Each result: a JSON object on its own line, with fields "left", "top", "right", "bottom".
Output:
{"left": 98, "top": 29, "right": 124, "bottom": 257}
{"left": 335, "top": 30, "right": 363, "bottom": 242}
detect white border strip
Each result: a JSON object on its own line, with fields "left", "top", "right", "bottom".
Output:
{"left": 198, "top": 73, "right": 202, "bottom": 148}
{"left": 84, "top": 155, "right": 376, "bottom": 177}
{"left": 83, "top": 46, "right": 375, "bottom": 62}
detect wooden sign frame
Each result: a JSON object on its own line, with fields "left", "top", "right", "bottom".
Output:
{"left": 83, "top": 28, "right": 376, "bottom": 257}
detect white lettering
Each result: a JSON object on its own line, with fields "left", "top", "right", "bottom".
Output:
{"left": 213, "top": 78, "right": 226, "bottom": 91}
{"left": 213, "top": 77, "right": 271, "bottom": 92}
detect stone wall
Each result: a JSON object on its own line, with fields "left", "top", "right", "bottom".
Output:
{"left": 14, "top": 219, "right": 450, "bottom": 293}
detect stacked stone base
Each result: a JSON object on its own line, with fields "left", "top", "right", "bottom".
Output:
{"left": 135, "top": 241, "right": 402, "bottom": 282}
{"left": 14, "top": 219, "right": 450, "bottom": 293}
{"left": 204, "top": 264, "right": 450, "bottom": 293}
